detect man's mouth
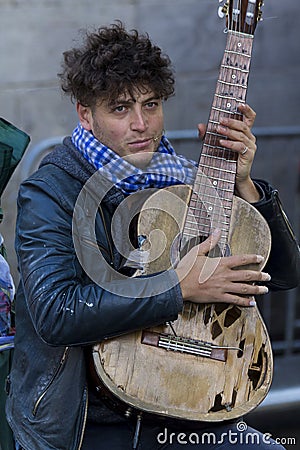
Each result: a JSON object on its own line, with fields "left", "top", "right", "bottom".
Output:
{"left": 128, "top": 138, "right": 153, "bottom": 149}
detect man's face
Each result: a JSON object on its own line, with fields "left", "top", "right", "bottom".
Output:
{"left": 77, "top": 89, "right": 165, "bottom": 168}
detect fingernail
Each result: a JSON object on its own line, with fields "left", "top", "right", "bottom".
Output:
{"left": 249, "top": 300, "right": 256, "bottom": 306}
{"left": 261, "top": 286, "right": 269, "bottom": 294}
{"left": 212, "top": 228, "right": 221, "bottom": 235}
{"left": 257, "top": 255, "right": 264, "bottom": 263}
{"left": 262, "top": 273, "right": 271, "bottom": 282}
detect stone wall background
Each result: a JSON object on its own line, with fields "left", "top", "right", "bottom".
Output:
{"left": 0, "top": 0, "right": 299, "bottom": 280}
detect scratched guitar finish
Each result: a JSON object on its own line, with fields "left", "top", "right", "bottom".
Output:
{"left": 92, "top": 0, "right": 273, "bottom": 422}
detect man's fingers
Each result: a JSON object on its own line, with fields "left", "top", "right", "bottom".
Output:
{"left": 197, "top": 123, "right": 206, "bottom": 140}
{"left": 197, "top": 229, "right": 222, "bottom": 256}
{"left": 228, "top": 270, "right": 271, "bottom": 283}
{"left": 224, "top": 282, "right": 269, "bottom": 296}
{"left": 220, "top": 294, "right": 257, "bottom": 307}
{"left": 238, "top": 103, "right": 256, "bottom": 128}
{"left": 226, "top": 253, "right": 264, "bottom": 268}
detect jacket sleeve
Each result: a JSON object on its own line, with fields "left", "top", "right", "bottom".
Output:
{"left": 253, "top": 179, "right": 300, "bottom": 290}
{"left": 15, "top": 176, "right": 183, "bottom": 347}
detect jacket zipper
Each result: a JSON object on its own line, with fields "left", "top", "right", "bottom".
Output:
{"left": 32, "top": 347, "right": 69, "bottom": 416}
{"left": 77, "top": 387, "right": 88, "bottom": 450}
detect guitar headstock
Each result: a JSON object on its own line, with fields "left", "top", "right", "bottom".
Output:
{"left": 218, "top": 0, "right": 264, "bottom": 36}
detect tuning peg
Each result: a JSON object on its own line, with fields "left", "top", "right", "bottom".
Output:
{"left": 258, "top": 1, "right": 264, "bottom": 21}
{"left": 218, "top": 0, "right": 229, "bottom": 18}
{"left": 218, "top": 6, "right": 225, "bottom": 18}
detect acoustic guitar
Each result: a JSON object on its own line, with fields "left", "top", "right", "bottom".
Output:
{"left": 90, "top": 0, "right": 272, "bottom": 423}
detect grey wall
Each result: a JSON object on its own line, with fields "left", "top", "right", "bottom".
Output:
{"left": 0, "top": 0, "right": 300, "bottom": 281}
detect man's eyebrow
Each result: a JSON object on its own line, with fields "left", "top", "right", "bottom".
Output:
{"left": 109, "top": 95, "right": 160, "bottom": 108}
{"left": 109, "top": 97, "right": 135, "bottom": 107}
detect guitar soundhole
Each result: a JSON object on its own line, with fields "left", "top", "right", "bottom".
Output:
{"left": 224, "top": 306, "right": 241, "bottom": 327}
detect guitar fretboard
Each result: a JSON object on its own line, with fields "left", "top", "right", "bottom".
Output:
{"left": 182, "top": 31, "right": 254, "bottom": 255}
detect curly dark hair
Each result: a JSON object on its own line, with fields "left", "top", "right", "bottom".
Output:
{"left": 58, "top": 22, "right": 175, "bottom": 108}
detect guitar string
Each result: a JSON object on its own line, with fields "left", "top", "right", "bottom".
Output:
{"left": 208, "top": 3, "right": 251, "bottom": 255}
{"left": 172, "top": 2, "right": 256, "bottom": 339}
{"left": 181, "top": 2, "right": 254, "bottom": 258}
{"left": 182, "top": 2, "right": 252, "bottom": 257}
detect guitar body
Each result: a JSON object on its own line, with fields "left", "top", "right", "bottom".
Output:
{"left": 92, "top": 185, "right": 273, "bottom": 422}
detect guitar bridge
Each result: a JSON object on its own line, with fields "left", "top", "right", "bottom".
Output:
{"left": 141, "top": 331, "right": 240, "bottom": 362}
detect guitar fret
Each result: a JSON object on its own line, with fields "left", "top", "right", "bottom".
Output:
{"left": 215, "top": 93, "right": 246, "bottom": 103}
{"left": 201, "top": 144, "right": 238, "bottom": 158}
{"left": 195, "top": 176, "right": 235, "bottom": 185}
{"left": 189, "top": 190, "right": 234, "bottom": 202}
{"left": 186, "top": 211, "right": 231, "bottom": 221}
{"left": 188, "top": 205, "right": 232, "bottom": 213}
{"left": 205, "top": 131, "right": 225, "bottom": 139}
{"left": 185, "top": 219, "right": 230, "bottom": 227}
{"left": 224, "top": 49, "right": 251, "bottom": 58}
{"left": 220, "top": 64, "right": 249, "bottom": 74}
{"left": 199, "top": 164, "right": 236, "bottom": 175}
{"left": 203, "top": 129, "right": 227, "bottom": 138}
{"left": 200, "top": 150, "right": 237, "bottom": 163}
{"left": 189, "top": 190, "right": 234, "bottom": 201}
{"left": 189, "top": 198, "right": 232, "bottom": 207}
{"left": 217, "top": 80, "right": 247, "bottom": 90}
{"left": 183, "top": 223, "right": 228, "bottom": 234}
{"left": 187, "top": 206, "right": 232, "bottom": 216}
{"left": 185, "top": 222, "right": 230, "bottom": 231}
{"left": 211, "top": 105, "right": 240, "bottom": 114}
{"left": 192, "top": 184, "right": 234, "bottom": 195}
{"left": 208, "top": 119, "right": 219, "bottom": 126}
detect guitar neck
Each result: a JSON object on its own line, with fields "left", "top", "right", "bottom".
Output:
{"left": 182, "top": 31, "right": 254, "bottom": 253}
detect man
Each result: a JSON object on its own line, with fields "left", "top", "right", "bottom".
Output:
{"left": 6, "top": 22, "right": 300, "bottom": 450}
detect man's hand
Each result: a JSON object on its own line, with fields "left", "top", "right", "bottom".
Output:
{"left": 197, "top": 103, "right": 261, "bottom": 203}
{"left": 175, "top": 230, "right": 271, "bottom": 307}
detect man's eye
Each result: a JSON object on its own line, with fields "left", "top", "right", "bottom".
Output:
{"left": 114, "top": 105, "right": 126, "bottom": 113}
{"left": 146, "top": 102, "right": 158, "bottom": 108}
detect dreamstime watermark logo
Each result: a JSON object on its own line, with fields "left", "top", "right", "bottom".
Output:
{"left": 156, "top": 421, "right": 297, "bottom": 446}
{"left": 72, "top": 153, "right": 227, "bottom": 297}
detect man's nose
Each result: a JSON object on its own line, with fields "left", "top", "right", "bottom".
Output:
{"left": 131, "top": 109, "right": 147, "bottom": 132}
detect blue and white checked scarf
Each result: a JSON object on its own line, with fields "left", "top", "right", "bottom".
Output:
{"left": 72, "top": 123, "right": 196, "bottom": 195}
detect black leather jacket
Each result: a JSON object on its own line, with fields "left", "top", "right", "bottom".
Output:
{"left": 6, "top": 138, "right": 300, "bottom": 450}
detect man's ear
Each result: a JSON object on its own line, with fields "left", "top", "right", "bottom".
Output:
{"left": 76, "top": 103, "right": 93, "bottom": 131}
